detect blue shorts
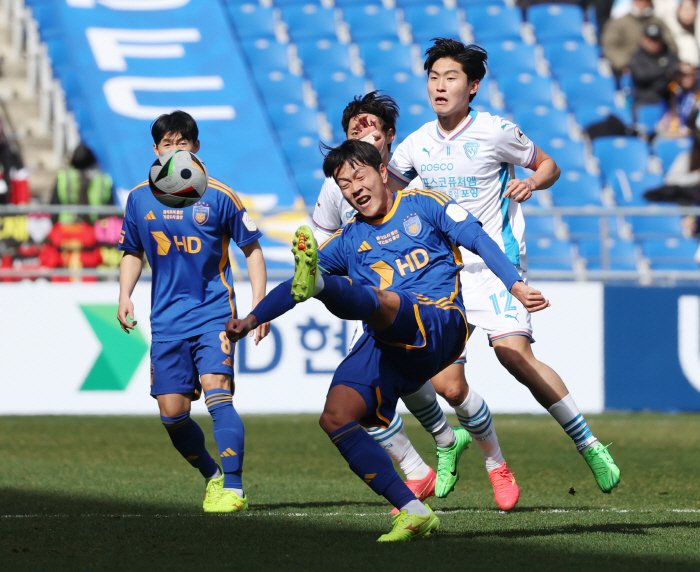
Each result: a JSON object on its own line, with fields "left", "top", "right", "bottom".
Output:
{"left": 330, "top": 291, "right": 468, "bottom": 428}
{"left": 150, "top": 330, "right": 234, "bottom": 398}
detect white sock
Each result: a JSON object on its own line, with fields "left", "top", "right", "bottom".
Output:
{"left": 400, "top": 499, "right": 430, "bottom": 516}
{"left": 402, "top": 382, "right": 455, "bottom": 448}
{"left": 367, "top": 413, "right": 430, "bottom": 480}
{"left": 312, "top": 272, "right": 325, "bottom": 296}
{"left": 548, "top": 394, "right": 598, "bottom": 452}
{"left": 454, "top": 389, "right": 506, "bottom": 473}
{"left": 223, "top": 487, "right": 244, "bottom": 497}
{"left": 207, "top": 467, "right": 222, "bottom": 480}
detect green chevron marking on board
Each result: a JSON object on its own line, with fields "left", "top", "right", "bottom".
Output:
{"left": 79, "top": 304, "right": 148, "bottom": 391}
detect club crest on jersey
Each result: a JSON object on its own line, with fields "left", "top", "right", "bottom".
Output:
{"left": 193, "top": 204, "right": 209, "bottom": 226}
{"left": 463, "top": 142, "right": 479, "bottom": 160}
{"left": 403, "top": 215, "right": 422, "bottom": 236}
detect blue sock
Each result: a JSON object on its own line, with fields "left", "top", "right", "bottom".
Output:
{"left": 161, "top": 413, "right": 218, "bottom": 479}
{"left": 315, "top": 275, "right": 380, "bottom": 321}
{"left": 328, "top": 422, "right": 416, "bottom": 508}
{"left": 205, "top": 389, "right": 245, "bottom": 489}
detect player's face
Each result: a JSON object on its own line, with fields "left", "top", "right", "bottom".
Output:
{"left": 346, "top": 114, "right": 395, "bottom": 160}
{"left": 427, "top": 58, "right": 479, "bottom": 119}
{"left": 153, "top": 132, "right": 201, "bottom": 157}
{"left": 335, "top": 161, "right": 393, "bottom": 219}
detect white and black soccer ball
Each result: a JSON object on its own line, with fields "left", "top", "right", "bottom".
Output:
{"left": 149, "top": 150, "right": 208, "bottom": 208}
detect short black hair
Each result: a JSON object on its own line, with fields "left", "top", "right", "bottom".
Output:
{"left": 424, "top": 38, "right": 488, "bottom": 102}
{"left": 341, "top": 91, "right": 399, "bottom": 138}
{"left": 151, "top": 110, "right": 199, "bottom": 145}
{"left": 322, "top": 140, "right": 383, "bottom": 181}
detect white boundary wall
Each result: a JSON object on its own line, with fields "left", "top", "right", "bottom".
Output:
{"left": 0, "top": 282, "right": 604, "bottom": 415}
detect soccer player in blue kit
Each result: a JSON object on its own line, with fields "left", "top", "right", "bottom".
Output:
{"left": 225, "top": 140, "right": 550, "bottom": 541}
{"left": 117, "top": 111, "right": 269, "bottom": 513}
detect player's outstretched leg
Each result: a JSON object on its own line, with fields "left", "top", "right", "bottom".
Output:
{"left": 366, "top": 412, "right": 436, "bottom": 515}
{"left": 202, "top": 387, "right": 248, "bottom": 513}
{"left": 321, "top": 385, "right": 439, "bottom": 541}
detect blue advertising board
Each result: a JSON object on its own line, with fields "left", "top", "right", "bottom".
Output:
{"left": 604, "top": 286, "right": 700, "bottom": 411}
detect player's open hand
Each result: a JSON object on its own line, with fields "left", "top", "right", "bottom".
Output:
{"left": 504, "top": 177, "right": 536, "bottom": 203}
{"left": 509, "top": 281, "right": 550, "bottom": 313}
{"left": 353, "top": 114, "right": 383, "bottom": 149}
{"left": 250, "top": 320, "right": 270, "bottom": 346}
{"left": 117, "top": 298, "right": 137, "bottom": 334}
{"left": 225, "top": 315, "right": 259, "bottom": 343}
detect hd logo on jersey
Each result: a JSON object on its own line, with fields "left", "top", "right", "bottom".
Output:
{"left": 193, "top": 204, "right": 209, "bottom": 226}
{"left": 463, "top": 141, "right": 480, "bottom": 160}
{"left": 403, "top": 215, "right": 422, "bottom": 236}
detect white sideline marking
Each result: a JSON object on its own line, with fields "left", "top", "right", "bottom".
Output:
{"left": 2, "top": 508, "right": 699, "bottom": 518}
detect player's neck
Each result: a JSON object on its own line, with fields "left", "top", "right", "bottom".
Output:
{"left": 437, "top": 107, "right": 471, "bottom": 134}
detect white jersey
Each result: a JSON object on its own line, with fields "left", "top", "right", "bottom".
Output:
{"left": 387, "top": 110, "right": 537, "bottom": 270}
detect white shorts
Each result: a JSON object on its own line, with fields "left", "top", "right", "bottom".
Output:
{"left": 457, "top": 263, "right": 534, "bottom": 361}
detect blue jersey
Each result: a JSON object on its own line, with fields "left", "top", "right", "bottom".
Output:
{"left": 118, "top": 177, "right": 262, "bottom": 341}
{"left": 317, "top": 189, "right": 485, "bottom": 310}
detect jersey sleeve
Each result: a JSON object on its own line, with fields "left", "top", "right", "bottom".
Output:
{"left": 414, "top": 191, "right": 483, "bottom": 246}
{"left": 493, "top": 117, "right": 538, "bottom": 169}
{"left": 217, "top": 187, "right": 263, "bottom": 248}
{"left": 317, "top": 230, "right": 348, "bottom": 276}
{"left": 312, "top": 178, "right": 344, "bottom": 236}
{"left": 387, "top": 136, "right": 418, "bottom": 185}
{"left": 118, "top": 192, "right": 144, "bottom": 253}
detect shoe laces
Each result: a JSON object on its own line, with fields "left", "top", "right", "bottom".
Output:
{"left": 490, "top": 465, "right": 515, "bottom": 493}
{"left": 588, "top": 443, "right": 614, "bottom": 472}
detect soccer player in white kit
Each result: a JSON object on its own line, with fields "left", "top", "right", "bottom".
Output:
{"left": 313, "top": 92, "right": 520, "bottom": 512}
{"left": 386, "top": 38, "right": 620, "bottom": 495}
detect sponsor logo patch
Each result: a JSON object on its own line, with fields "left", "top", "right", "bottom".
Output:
{"left": 446, "top": 203, "right": 468, "bottom": 222}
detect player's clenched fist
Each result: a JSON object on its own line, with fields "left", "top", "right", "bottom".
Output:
{"left": 225, "top": 315, "right": 259, "bottom": 343}
{"left": 510, "top": 281, "right": 550, "bottom": 313}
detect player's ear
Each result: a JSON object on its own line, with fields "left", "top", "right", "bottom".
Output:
{"left": 193, "top": 140, "right": 201, "bottom": 154}
{"left": 379, "top": 163, "right": 388, "bottom": 183}
{"left": 385, "top": 128, "right": 395, "bottom": 146}
{"left": 469, "top": 78, "right": 480, "bottom": 96}
{"left": 153, "top": 143, "right": 160, "bottom": 157}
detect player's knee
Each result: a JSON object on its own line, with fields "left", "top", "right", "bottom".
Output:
{"left": 319, "top": 410, "right": 345, "bottom": 434}
{"left": 437, "top": 380, "right": 468, "bottom": 406}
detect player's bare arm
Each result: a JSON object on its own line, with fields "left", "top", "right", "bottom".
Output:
{"left": 117, "top": 251, "right": 144, "bottom": 333}
{"left": 240, "top": 240, "right": 270, "bottom": 345}
{"left": 504, "top": 147, "right": 561, "bottom": 203}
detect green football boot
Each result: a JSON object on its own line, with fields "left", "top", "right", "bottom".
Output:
{"left": 203, "top": 486, "right": 248, "bottom": 513}
{"left": 582, "top": 442, "right": 620, "bottom": 493}
{"left": 377, "top": 504, "right": 440, "bottom": 542}
{"left": 291, "top": 225, "right": 319, "bottom": 303}
{"left": 435, "top": 426, "right": 472, "bottom": 498}
{"left": 202, "top": 466, "right": 224, "bottom": 511}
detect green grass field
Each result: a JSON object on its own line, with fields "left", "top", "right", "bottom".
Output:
{"left": 1, "top": 413, "right": 698, "bottom": 571}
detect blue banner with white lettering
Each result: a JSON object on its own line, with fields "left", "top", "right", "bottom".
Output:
{"left": 604, "top": 286, "right": 700, "bottom": 411}
{"left": 48, "top": 0, "right": 295, "bottom": 206}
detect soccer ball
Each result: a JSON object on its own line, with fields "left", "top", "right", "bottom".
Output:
{"left": 149, "top": 150, "right": 208, "bottom": 208}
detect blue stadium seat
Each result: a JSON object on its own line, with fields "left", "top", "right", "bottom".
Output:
{"left": 280, "top": 4, "right": 338, "bottom": 42}
{"left": 608, "top": 171, "right": 663, "bottom": 206}
{"left": 652, "top": 136, "right": 694, "bottom": 172}
{"left": 524, "top": 216, "right": 558, "bottom": 238}
{"left": 458, "top": 0, "right": 506, "bottom": 6}
{"left": 278, "top": 136, "right": 326, "bottom": 204}
{"left": 372, "top": 72, "right": 429, "bottom": 110}
{"left": 550, "top": 171, "right": 604, "bottom": 206}
{"left": 527, "top": 3, "right": 585, "bottom": 42}
{"left": 629, "top": 215, "right": 684, "bottom": 239}
{"left": 342, "top": 4, "right": 399, "bottom": 42}
{"left": 311, "top": 71, "right": 367, "bottom": 111}
{"left": 564, "top": 216, "right": 619, "bottom": 239}
{"left": 254, "top": 70, "right": 306, "bottom": 106}
{"left": 296, "top": 39, "right": 352, "bottom": 74}
{"left": 267, "top": 104, "right": 320, "bottom": 139}
{"left": 240, "top": 39, "right": 291, "bottom": 72}
{"left": 641, "top": 239, "right": 700, "bottom": 270}
{"left": 541, "top": 40, "right": 599, "bottom": 78}
{"left": 573, "top": 104, "right": 633, "bottom": 129}
{"left": 225, "top": 3, "right": 276, "bottom": 40}
{"left": 511, "top": 105, "right": 570, "bottom": 140}
{"left": 402, "top": 5, "right": 461, "bottom": 43}
{"left": 464, "top": 4, "right": 523, "bottom": 43}
{"left": 358, "top": 40, "right": 414, "bottom": 78}
{"left": 592, "top": 136, "right": 649, "bottom": 180}
{"left": 540, "top": 137, "right": 587, "bottom": 172}
{"left": 577, "top": 239, "right": 638, "bottom": 271}
{"left": 559, "top": 73, "right": 616, "bottom": 109}
{"left": 526, "top": 239, "right": 574, "bottom": 270}
{"left": 399, "top": 103, "right": 435, "bottom": 136}
{"left": 479, "top": 40, "right": 538, "bottom": 78}
{"left": 635, "top": 102, "right": 667, "bottom": 137}
{"left": 498, "top": 74, "right": 554, "bottom": 108}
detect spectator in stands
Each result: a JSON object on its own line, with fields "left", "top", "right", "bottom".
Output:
{"left": 628, "top": 23, "right": 681, "bottom": 106}
{"left": 658, "top": 61, "right": 700, "bottom": 134}
{"left": 51, "top": 144, "right": 113, "bottom": 223}
{"left": 660, "top": 0, "right": 700, "bottom": 65}
{"left": 602, "top": 0, "right": 678, "bottom": 76}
